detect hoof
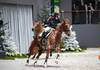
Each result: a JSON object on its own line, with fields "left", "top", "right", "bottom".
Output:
{"left": 34, "top": 61, "right": 37, "bottom": 66}
{"left": 50, "top": 53, "right": 52, "bottom": 57}
{"left": 55, "top": 61, "right": 58, "bottom": 64}
{"left": 25, "top": 63, "right": 28, "bottom": 66}
{"left": 55, "top": 59, "right": 59, "bottom": 64}
{"left": 26, "top": 60, "right": 29, "bottom": 64}
{"left": 44, "top": 63, "right": 47, "bottom": 68}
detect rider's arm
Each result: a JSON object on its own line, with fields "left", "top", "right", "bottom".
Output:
{"left": 47, "top": 16, "right": 52, "bottom": 21}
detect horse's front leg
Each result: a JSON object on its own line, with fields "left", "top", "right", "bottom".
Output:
{"left": 55, "top": 46, "right": 61, "bottom": 64}
{"left": 44, "top": 48, "right": 50, "bottom": 67}
{"left": 56, "top": 47, "right": 60, "bottom": 59}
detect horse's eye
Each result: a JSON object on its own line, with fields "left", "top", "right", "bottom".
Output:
{"left": 32, "top": 28, "right": 34, "bottom": 31}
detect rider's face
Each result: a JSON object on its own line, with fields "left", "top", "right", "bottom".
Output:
{"left": 58, "top": 15, "right": 60, "bottom": 18}
{"left": 55, "top": 15, "right": 60, "bottom": 19}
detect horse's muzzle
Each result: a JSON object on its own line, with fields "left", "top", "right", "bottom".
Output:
{"left": 65, "top": 30, "right": 71, "bottom": 36}
{"left": 67, "top": 33, "right": 70, "bottom": 36}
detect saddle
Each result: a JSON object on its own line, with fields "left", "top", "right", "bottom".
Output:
{"left": 37, "top": 26, "right": 53, "bottom": 50}
{"left": 40, "top": 26, "right": 52, "bottom": 46}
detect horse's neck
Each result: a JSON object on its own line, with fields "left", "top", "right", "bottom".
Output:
{"left": 55, "top": 29, "right": 63, "bottom": 42}
{"left": 56, "top": 27, "right": 63, "bottom": 35}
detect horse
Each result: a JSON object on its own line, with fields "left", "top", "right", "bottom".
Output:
{"left": 27, "top": 18, "right": 71, "bottom": 67}
{"left": 31, "top": 18, "right": 71, "bottom": 67}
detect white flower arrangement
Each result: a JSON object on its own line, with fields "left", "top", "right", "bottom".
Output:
{"left": 4, "top": 36, "right": 18, "bottom": 53}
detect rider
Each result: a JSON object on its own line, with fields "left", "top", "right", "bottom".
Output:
{"left": 44, "top": 12, "right": 61, "bottom": 29}
{"left": 41, "top": 12, "right": 61, "bottom": 38}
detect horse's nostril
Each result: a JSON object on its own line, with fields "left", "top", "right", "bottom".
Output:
{"left": 67, "top": 32, "right": 71, "bottom": 36}
{"left": 68, "top": 34, "right": 70, "bottom": 36}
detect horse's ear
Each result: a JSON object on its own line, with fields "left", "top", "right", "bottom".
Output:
{"left": 33, "top": 21, "right": 38, "bottom": 28}
{"left": 64, "top": 18, "right": 71, "bottom": 25}
{"left": 61, "top": 19, "right": 66, "bottom": 26}
{"left": 38, "top": 21, "right": 42, "bottom": 24}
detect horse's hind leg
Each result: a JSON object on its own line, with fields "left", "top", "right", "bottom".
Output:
{"left": 32, "top": 53, "right": 36, "bottom": 59}
{"left": 26, "top": 53, "right": 31, "bottom": 64}
{"left": 34, "top": 50, "right": 43, "bottom": 66}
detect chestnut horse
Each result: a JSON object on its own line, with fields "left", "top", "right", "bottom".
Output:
{"left": 27, "top": 19, "right": 71, "bottom": 67}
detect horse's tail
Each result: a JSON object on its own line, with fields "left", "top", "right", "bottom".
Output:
{"left": 28, "top": 40, "right": 40, "bottom": 55}
{"left": 28, "top": 40, "right": 34, "bottom": 54}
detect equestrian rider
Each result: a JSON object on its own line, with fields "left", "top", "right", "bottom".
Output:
{"left": 44, "top": 13, "right": 61, "bottom": 29}
{"left": 41, "top": 13, "right": 61, "bottom": 38}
